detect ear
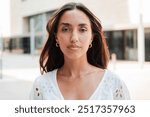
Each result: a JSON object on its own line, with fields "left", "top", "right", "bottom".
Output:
{"left": 55, "top": 34, "right": 59, "bottom": 44}
{"left": 90, "top": 34, "right": 94, "bottom": 43}
{"left": 56, "top": 38, "right": 59, "bottom": 44}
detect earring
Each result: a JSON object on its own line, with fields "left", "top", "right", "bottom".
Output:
{"left": 89, "top": 43, "right": 92, "bottom": 48}
{"left": 56, "top": 42, "right": 59, "bottom": 47}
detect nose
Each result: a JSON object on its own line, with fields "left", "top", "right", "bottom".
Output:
{"left": 70, "top": 30, "right": 79, "bottom": 43}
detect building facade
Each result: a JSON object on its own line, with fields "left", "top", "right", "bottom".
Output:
{"left": 4, "top": 0, "right": 150, "bottom": 62}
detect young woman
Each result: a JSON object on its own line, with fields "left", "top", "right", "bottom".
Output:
{"left": 30, "top": 2, "right": 130, "bottom": 100}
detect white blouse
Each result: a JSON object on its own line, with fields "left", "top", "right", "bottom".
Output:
{"left": 30, "top": 69, "right": 130, "bottom": 100}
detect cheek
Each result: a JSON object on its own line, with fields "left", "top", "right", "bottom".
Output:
{"left": 57, "top": 34, "right": 69, "bottom": 44}
{"left": 58, "top": 40, "right": 67, "bottom": 48}
{"left": 57, "top": 37, "right": 70, "bottom": 52}
{"left": 80, "top": 33, "right": 92, "bottom": 44}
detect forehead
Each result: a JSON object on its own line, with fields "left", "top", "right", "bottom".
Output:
{"left": 58, "top": 9, "right": 91, "bottom": 26}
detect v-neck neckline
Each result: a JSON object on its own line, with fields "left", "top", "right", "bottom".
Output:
{"left": 53, "top": 69, "right": 107, "bottom": 100}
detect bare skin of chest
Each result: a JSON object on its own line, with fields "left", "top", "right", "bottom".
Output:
{"left": 57, "top": 68, "right": 104, "bottom": 100}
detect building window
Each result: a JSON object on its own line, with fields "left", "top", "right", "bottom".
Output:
{"left": 29, "top": 11, "right": 56, "bottom": 51}
{"left": 145, "top": 28, "right": 150, "bottom": 61}
{"left": 105, "top": 30, "right": 137, "bottom": 61}
{"left": 105, "top": 31, "right": 125, "bottom": 60}
{"left": 124, "top": 30, "right": 137, "bottom": 60}
{"left": 29, "top": 14, "right": 44, "bottom": 49}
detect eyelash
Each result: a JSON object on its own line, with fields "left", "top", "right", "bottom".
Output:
{"left": 62, "top": 27, "right": 70, "bottom": 32}
{"left": 79, "top": 28, "right": 87, "bottom": 32}
{"left": 61, "top": 27, "right": 87, "bottom": 32}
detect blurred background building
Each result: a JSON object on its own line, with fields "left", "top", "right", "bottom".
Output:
{"left": 2, "top": 0, "right": 150, "bottom": 62}
{"left": 0, "top": 0, "right": 150, "bottom": 100}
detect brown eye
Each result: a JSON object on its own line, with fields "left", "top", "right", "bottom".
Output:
{"left": 79, "top": 28, "right": 87, "bottom": 32}
{"left": 62, "top": 27, "right": 70, "bottom": 32}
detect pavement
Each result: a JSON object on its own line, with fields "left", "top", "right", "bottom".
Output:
{"left": 0, "top": 52, "right": 150, "bottom": 100}
{"left": 0, "top": 52, "right": 40, "bottom": 100}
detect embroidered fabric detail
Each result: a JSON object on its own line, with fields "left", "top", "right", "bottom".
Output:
{"left": 30, "top": 69, "right": 130, "bottom": 100}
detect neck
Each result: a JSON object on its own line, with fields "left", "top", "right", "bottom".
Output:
{"left": 59, "top": 57, "right": 92, "bottom": 78}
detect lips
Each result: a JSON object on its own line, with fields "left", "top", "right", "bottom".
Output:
{"left": 67, "top": 45, "right": 81, "bottom": 50}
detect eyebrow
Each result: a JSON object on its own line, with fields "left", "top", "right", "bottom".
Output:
{"left": 60, "top": 23, "right": 70, "bottom": 26}
{"left": 79, "top": 24, "right": 88, "bottom": 27}
{"left": 59, "top": 22, "right": 89, "bottom": 27}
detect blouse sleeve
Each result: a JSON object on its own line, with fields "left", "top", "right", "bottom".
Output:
{"left": 112, "top": 74, "right": 130, "bottom": 100}
{"left": 29, "top": 77, "right": 43, "bottom": 100}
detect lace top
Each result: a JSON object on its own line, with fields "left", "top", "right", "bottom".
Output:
{"left": 30, "top": 69, "right": 130, "bottom": 100}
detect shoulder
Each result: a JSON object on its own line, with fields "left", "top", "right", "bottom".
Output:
{"left": 104, "top": 70, "right": 121, "bottom": 84}
{"left": 34, "top": 69, "right": 57, "bottom": 84}
{"left": 30, "top": 69, "right": 57, "bottom": 100}
{"left": 105, "top": 70, "right": 126, "bottom": 88}
{"left": 105, "top": 70, "right": 130, "bottom": 99}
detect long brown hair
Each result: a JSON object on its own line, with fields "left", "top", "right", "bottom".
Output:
{"left": 40, "top": 2, "right": 110, "bottom": 74}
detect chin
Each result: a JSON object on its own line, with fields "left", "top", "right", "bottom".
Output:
{"left": 64, "top": 54, "right": 83, "bottom": 60}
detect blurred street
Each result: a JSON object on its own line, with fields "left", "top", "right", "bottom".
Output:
{"left": 0, "top": 52, "right": 150, "bottom": 100}
{"left": 0, "top": 52, "right": 40, "bottom": 100}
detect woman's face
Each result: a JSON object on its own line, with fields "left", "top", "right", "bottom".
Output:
{"left": 56, "top": 9, "right": 93, "bottom": 60}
